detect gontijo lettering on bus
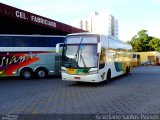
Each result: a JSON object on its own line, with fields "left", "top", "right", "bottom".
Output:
{"left": 15, "top": 10, "right": 56, "bottom": 28}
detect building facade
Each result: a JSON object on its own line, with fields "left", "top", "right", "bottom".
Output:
{"left": 72, "top": 11, "right": 119, "bottom": 39}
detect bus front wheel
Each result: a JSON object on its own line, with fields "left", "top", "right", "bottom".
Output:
{"left": 106, "top": 70, "right": 111, "bottom": 82}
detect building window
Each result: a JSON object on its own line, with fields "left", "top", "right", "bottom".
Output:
{"left": 80, "top": 20, "right": 83, "bottom": 29}
{"left": 86, "top": 21, "right": 88, "bottom": 30}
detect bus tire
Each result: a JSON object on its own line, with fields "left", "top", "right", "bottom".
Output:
{"left": 106, "top": 70, "right": 111, "bottom": 82}
{"left": 126, "top": 67, "right": 129, "bottom": 75}
{"left": 20, "top": 68, "right": 33, "bottom": 79}
{"left": 35, "top": 68, "right": 48, "bottom": 79}
{"left": 128, "top": 66, "right": 130, "bottom": 73}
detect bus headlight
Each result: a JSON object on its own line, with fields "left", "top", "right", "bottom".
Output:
{"left": 61, "top": 69, "right": 67, "bottom": 73}
{"left": 88, "top": 70, "right": 98, "bottom": 75}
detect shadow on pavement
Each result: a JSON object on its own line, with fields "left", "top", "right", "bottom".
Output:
{"left": 67, "top": 73, "right": 132, "bottom": 87}
{"left": 0, "top": 75, "right": 61, "bottom": 81}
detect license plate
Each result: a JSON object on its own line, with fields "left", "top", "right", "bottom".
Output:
{"left": 74, "top": 77, "right": 80, "bottom": 80}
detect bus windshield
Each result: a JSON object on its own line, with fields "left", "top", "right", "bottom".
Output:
{"left": 62, "top": 44, "right": 98, "bottom": 68}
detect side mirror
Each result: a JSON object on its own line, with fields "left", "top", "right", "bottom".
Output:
{"left": 97, "top": 42, "right": 101, "bottom": 53}
{"left": 56, "top": 43, "right": 64, "bottom": 53}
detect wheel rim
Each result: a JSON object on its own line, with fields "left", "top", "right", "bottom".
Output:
{"left": 24, "top": 71, "right": 31, "bottom": 79}
{"left": 38, "top": 70, "right": 45, "bottom": 78}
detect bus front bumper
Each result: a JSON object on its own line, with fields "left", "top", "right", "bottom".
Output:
{"left": 61, "top": 73, "right": 102, "bottom": 83}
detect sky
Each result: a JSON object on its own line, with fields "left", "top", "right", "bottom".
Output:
{"left": 0, "top": 0, "right": 160, "bottom": 41}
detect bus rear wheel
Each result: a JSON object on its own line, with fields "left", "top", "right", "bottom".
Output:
{"left": 20, "top": 69, "right": 33, "bottom": 79}
{"left": 35, "top": 68, "right": 48, "bottom": 79}
{"left": 126, "top": 67, "right": 129, "bottom": 75}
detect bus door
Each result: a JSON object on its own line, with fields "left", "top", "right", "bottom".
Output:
{"left": 55, "top": 55, "right": 62, "bottom": 75}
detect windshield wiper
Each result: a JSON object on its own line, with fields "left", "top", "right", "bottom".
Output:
{"left": 74, "top": 37, "right": 87, "bottom": 68}
{"left": 74, "top": 37, "right": 82, "bottom": 61}
{"left": 79, "top": 49, "right": 86, "bottom": 68}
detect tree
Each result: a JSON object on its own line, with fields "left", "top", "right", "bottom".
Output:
{"left": 127, "top": 30, "right": 152, "bottom": 52}
{"left": 149, "top": 37, "right": 160, "bottom": 51}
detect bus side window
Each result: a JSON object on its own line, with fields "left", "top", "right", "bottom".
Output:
{"left": 51, "top": 37, "right": 63, "bottom": 47}
{"left": 14, "top": 37, "right": 35, "bottom": 47}
{"left": 36, "top": 37, "right": 51, "bottom": 47}
{"left": 0, "top": 37, "right": 14, "bottom": 47}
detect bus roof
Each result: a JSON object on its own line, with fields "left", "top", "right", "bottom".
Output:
{"left": 67, "top": 33, "right": 132, "bottom": 49}
{"left": 67, "top": 32, "right": 99, "bottom": 36}
{"left": 0, "top": 34, "right": 66, "bottom": 37}
{"left": 67, "top": 32, "right": 131, "bottom": 47}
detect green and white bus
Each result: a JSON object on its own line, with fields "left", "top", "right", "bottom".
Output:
{"left": 56, "top": 33, "right": 132, "bottom": 83}
{"left": 0, "top": 34, "right": 65, "bottom": 79}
